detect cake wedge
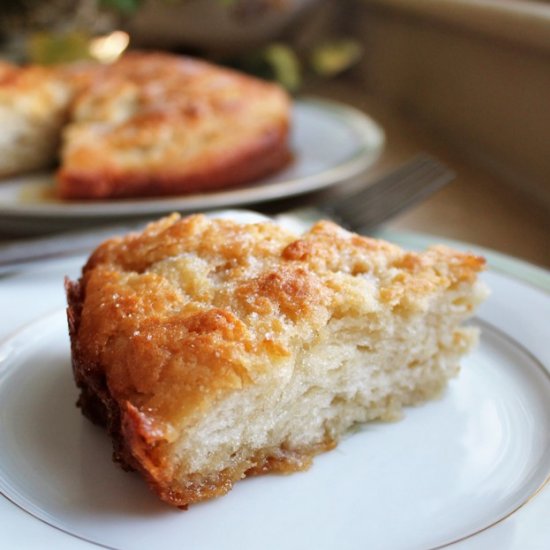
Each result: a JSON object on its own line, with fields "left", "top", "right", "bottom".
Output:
{"left": 66, "top": 214, "right": 487, "bottom": 508}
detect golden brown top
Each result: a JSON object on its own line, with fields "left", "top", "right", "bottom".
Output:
{"left": 0, "top": 62, "right": 71, "bottom": 119}
{"left": 73, "top": 214, "right": 485, "bottom": 438}
{"left": 61, "top": 52, "right": 290, "bottom": 173}
{"left": 0, "top": 58, "right": 108, "bottom": 110}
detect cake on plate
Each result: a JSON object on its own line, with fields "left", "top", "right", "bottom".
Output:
{"left": 66, "top": 213, "right": 487, "bottom": 508}
{"left": 0, "top": 53, "right": 291, "bottom": 199}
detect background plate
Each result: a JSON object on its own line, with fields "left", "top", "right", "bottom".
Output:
{"left": 0, "top": 98, "right": 383, "bottom": 233}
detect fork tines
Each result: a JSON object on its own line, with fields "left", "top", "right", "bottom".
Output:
{"left": 325, "top": 154, "right": 454, "bottom": 233}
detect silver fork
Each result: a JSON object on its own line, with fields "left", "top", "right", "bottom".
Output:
{"left": 0, "top": 154, "right": 453, "bottom": 274}
{"left": 316, "top": 153, "right": 453, "bottom": 232}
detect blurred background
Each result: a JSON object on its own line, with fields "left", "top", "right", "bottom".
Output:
{"left": 1, "top": 0, "right": 549, "bottom": 267}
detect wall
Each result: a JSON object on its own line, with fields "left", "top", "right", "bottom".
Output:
{"left": 352, "top": 0, "right": 550, "bottom": 209}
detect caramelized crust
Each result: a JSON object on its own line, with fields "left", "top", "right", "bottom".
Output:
{"left": 67, "top": 214, "right": 486, "bottom": 507}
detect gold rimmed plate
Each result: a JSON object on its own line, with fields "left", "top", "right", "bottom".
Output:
{"left": 0, "top": 212, "right": 549, "bottom": 549}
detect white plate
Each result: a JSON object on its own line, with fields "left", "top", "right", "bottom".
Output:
{"left": 0, "top": 215, "right": 549, "bottom": 550}
{"left": 0, "top": 98, "right": 383, "bottom": 232}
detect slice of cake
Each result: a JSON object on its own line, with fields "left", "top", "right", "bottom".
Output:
{"left": 66, "top": 214, "right": 487, "bottom": 508}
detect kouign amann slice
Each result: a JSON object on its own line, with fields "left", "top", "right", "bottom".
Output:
{"left": 66, "top": 214, "right": 487, "bottom": 508}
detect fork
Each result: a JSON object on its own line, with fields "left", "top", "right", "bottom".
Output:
{"left": 316, "top": 153, "right": 453, "bottom": 233}
{"left": 0, "top": 154, "right": 453, "bottom": 274}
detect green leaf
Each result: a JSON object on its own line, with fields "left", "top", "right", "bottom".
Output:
{"left": 310, "top": 40, "right": 363, "bottom": 77}
{"left": 262, "top": 43, "right": 301, "bottom": 92}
